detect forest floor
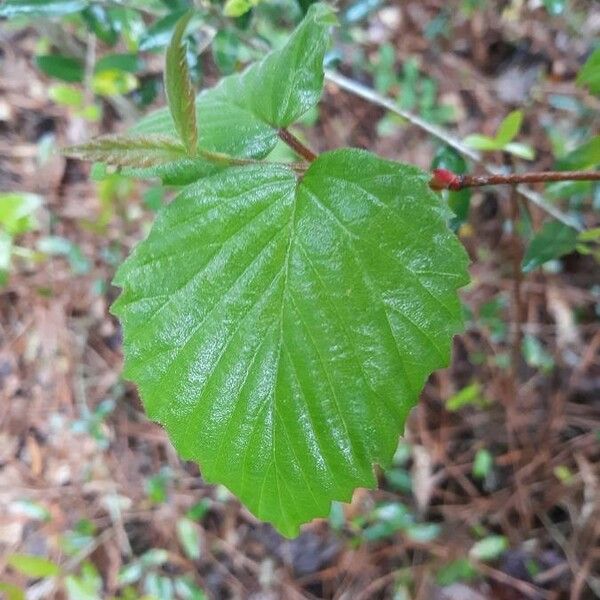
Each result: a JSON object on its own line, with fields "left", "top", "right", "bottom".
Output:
{"left": 1, "top": 1, "right": 599, "bottom": 599}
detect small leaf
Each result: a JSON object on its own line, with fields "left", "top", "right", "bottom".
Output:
{"left": 176, "top": 518, "right": 201, "bottom": 560}
{"left": 64, "top": 135, "right": 188, "bottom": 168}
{"left": 0, "top": 192, "right": 42, "bottom": 235}
{"left": 543, "top": 0, "right": 566, "bottom": 15}
{"left": 577, "top": 47, "right": 600, "bottom": 95}
{"left": 504, "top": 142, "right": 535, "bottom": 160}
{"left": 49, "top": 84, "right": 84, "bottom": 107}
{"left": 463, "top": 134, "right": 501, "bottom": 151}
{"left": 522, "top": 221, "right": 579, "bottom": 272}
{"left": 556, "top": 136, "right": 600, "bottom": 170}
{"left": 139, "top": 9, "right": 189, "bottom": 52}
{"left": 522, "top": 334, "right": 554, "bottom": 372}
{"left": 7, "top": 554, "right": 60, "bottom": 578}
{"left": 81, "top": 4, "right": 118, "bottom": 45}
{"left": 0, "top": 232, "right": 12, "bottom": 286}
{"left": 0, "top": 0, "right": 87, "bottom": 17}
{"left": 92, "top": 70, "right": 138, "bottom": 96}
{"left": 436, "top": 558, "right": 478, "bottom": 586}
{"left": 223, "top": 0, "right": 260, "bottom": 17}
{"left": 95, "top": 53, "right": 142, "bottom": 74}
{"left": 165, "top": 10, "right": 198, "bottom": 155}
{"left": 112, "top": 149, "right": 469, "bottom": 536}
{"left": 140, "top": 549, "right": 169, "bottom": 568}
{"left": 472, "top": 448, "right": 493, "bottom": 480}
{"left": 36, "top": 55, "right": 84, "bottom": 83}
{"left": 432, "top": 145, "right": 470, "bottom": 228}
{"left": 469, "top": 535, "right": 508, "bottom": 561}
{"left": 495, "top": 110, "right": 523, "bottom": 146}
{"left": 0, "top": 582, "right": 25, "bottom": 600}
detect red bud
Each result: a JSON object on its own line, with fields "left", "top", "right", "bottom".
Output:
{"left": 430, "top": 168, "right": 463, "bottom": 191}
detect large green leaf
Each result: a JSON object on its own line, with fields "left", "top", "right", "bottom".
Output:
{"left": 112, "top": 149, "right": 469, "bottom": 536}
{"left": 128, "top": 2, "right": 334, "bottom": 184}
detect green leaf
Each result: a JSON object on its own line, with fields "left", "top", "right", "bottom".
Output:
{"left": 469, "top": 535, "right": 508, "bottom": 561}
{"left": 95, "top": 53, "right": 143, "bottom": 74}
{"left": 495, "top": 110, "right": 523, "bottom": 145}
{"left": 130, "top": 85, "right": 276, "bottom": 185}
{"left": 0, "top": 0, "right": 87, "bottom": 17}
{"left": 139, "top": 9, "right": 189, "bottom": 52}
{"left": 556, "top": 136, "right": 600, "bottom": 170}
{"left": 504, "top": 142, "right": 535, "bottom": 160}
{"left": 112, "top": 149, "right": 469, "bottom": 536}
{"left": 49, "top": 84, "right": 84, "bottom": 107}
{"left": 64, "top": 135, "right": 189, "bottom": 168}
{"left": 81, "top": 4, "right": 118, "bottom": 45}
{"left": 522, "top": 221, "right": 579, "bottom": 272}
{"left": 472, "top": 448, "right": 493, "bottom": 479}
{"left": 36, "top": 55, "right": 84, "bottom": 83}
{"left": 0, "top": 232, "right": 12, "bottom": 286}
{"left": 117, "top": 562, "right": 143, "bottom": 586}
{"left": 463, "top": 134, "right": 501, "bottom": 151}
{"left": 7, "top": 554, "right": 60, "bottom": 578}
{"left": 212, "top": 29, "right": 240, "bottom": 75}
{"left": 577, "top": 47, "right": 600, "bottom": 95}
{"left": 165, "top": 11, "right": 198, "bottom": 155}
{"left": 0, "top": 192, "right": 42, "bottom": 235}
{"left": 174, "top": 578, "right": 208, "bottom": 600}
{"left": 223, "top": 0, "right": 261, "bottom": 17}
{"left": 92, "top": 70, "right": 138, "bottom": 96}
{"left": 431, "top": 145, "right": 470, "bottom": 228}
{"left": 224, "top": 2, "right": 336, "bottom": 127}
{"left": 176, "top": 518, "right": 201, "bottom": 560}
{"left": 0, "top": 582, "right": 25, "bottom": 600}
{"left": 435, "top": 558, "right": 478, "bottom": 586}
{"left": 127, "top": 3, "right": 334, "bottom": 183}
{"left": 522, "top": 334, "right": 554, "bottom": 372}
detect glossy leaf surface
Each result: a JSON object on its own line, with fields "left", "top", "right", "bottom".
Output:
{"left": 112, "top": 149, "right": 469, "bottom": 535}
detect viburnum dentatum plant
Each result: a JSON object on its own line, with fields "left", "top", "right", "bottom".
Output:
{"left": 67, "top": 4, "right": 599, "bottom": 537}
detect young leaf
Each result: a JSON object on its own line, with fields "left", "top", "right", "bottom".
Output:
{"left": 165, "top": 11, "right": 198, "bottom": 155}
{"left": 7, "top": 554, "right": 60, "bottom": 578}
{"left": 124, "top": 3, "right": 334, "bottom": 184}
{"left": 112, "top": 149, "right": 469, "bottom": 536}
{"left": 494, "top": 110, "right": 523, "bottom": 146}
{"left": 64, "top": 135, "right": 188, "bottom": 168}
{"left": 522, "top": 221, "right": 578, "bottom": 272}
{"left": 576, "top": 47, "right": 600, "bottom": 95}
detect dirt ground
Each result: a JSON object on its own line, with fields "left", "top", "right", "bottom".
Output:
{"left": 1, "top": 1, "right": 599, "bottom": 599}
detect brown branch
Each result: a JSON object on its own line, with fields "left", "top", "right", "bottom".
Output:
{"left": 278, "top": 128, "right": 317, "bottom": 162}
{"left": 430, "top": 168, "right": 600, "bottom": 192}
